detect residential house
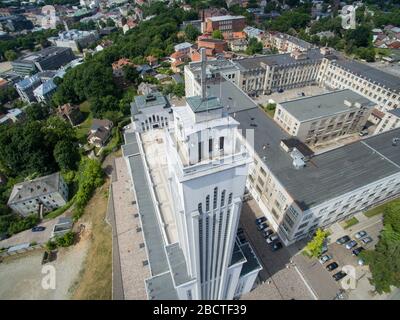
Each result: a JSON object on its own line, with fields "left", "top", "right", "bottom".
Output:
{"left": 57, "top": 103, "right": 84, "bottom": 126}
{"left": 88, "top": 118, "right": 113, "bottom": 147}
{"left": 112, "top": 58, "right": 135, "bottom": 78}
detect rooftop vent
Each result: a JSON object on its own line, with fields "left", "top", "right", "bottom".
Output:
{"left": 393, "top": 137, "right": 399, "bottom": 146}
{"left": 145, "top": 94, "right": 156, "bottom": 102}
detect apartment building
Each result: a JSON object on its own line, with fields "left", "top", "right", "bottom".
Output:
{"left": 205, "top": 15, "right": 246, "bottom": 34}
{"left": 266, "top": 31, "right": 314, "bottom": 53}
{"left": 8, "top": 172, "right": 69, "bottom": 217}
{"left": 274, "top": 90, "right": 375, "bottom": 144}
{"left": 375, "top": 109, "right": 400, "bottom": 134}
{"left": 33, "top": 79, "right": 57, "bottom": 103}
{"left": 15, "top": 74, "right": 41, "bottom": 103}
{"left": 184, "top": 59, "right": 400, "bottom": 246}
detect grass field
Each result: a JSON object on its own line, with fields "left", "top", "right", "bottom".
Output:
{"left": 71, "top": 179, "right": 112, "bottom": 300}
{"left": 363, "top": 198, "right": 400, "bottom": 218}
{"left": 342, "top": 217, "right": 359, "bottom": 229}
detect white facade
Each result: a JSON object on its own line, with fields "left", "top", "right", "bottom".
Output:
{"left": 374, "top": 110, "right": 400, "bottom": 134}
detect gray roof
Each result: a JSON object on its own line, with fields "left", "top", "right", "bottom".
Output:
{"left": 330, "top": 52, "right": 400, "bottom": 92}
{"left": 239, "top": 243, "right": 262, "bottom": 276}
{"left": 124, "top": 132, "right": 178, "bottom": 299}
{"left": 388, "top": 108, "right": 400, "bottom": 117}
{"left": 234, "top": 106, "right": 400, "bottom": 210}
{"left": 186, "top": 96, "right": 223, "bottom": 113}
{"left": 131, "top": 92, "right": 169, "bottom": 115}
{"left": 234, "top": 48, "right": 323, "bottom": 71}
{"left": 206, "top": 78, "right": 259, "bottom": 113}
{"left": 279, "top": 89, "right": 375, "bottom": 122}
{"left": 166, "top": 243, "right": 193, "bottom": 287}
{"left": 8, "top": 172, "right": 62, "bottom": 205}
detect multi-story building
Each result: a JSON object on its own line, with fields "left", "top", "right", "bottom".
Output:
{"left": 122, "top": 50, "right": 261, "bottom": 300}
{"left": 48, "top": 29, "right": 99, "bottom": 52}
{"left": 274, "top": 89, "right": 375, "bottom": 144}
{"left": 374, "top": 109, "right": 400, "bottom": 134}
{"left": 8, "top": 172, "right": 69, "bottom": 217}
{"left": 12, "top": 47, "right": 75, "bottom": 76}
{"left": 205, "top": 15, "right": 246, "bottom": 34}
{"left": 184, "top": 56, "right": 400, "bottom": 246}
{"left": 15, "top": 74, "right": 42, "bottom": 103}
{"left": 266, "top": 32, "right": 314, "bottom": 53}
{"left": 130, "top": 91, "right": 172, "bottom": 132}
{"left": 33, "top": 79, "right": 57, "bottom": 103}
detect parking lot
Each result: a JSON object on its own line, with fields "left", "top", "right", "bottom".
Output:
{"left": 240, "top": 199, "right": 315, "bottom": 300}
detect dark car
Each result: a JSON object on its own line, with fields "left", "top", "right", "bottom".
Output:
{"left": 278, "top": 88, "right": 284, "bottom": 93}
{"left": 361, "top": 236, "right": 373, "bottom": 245}
{"left": 352, "top": 247, "right": 365, "bottom": 256}
{"left": 255, "top": 216, "right": 267, "bottom": 225}
{"left": 271, "top": 241, "right": 283, "bottom": 251}
{"left": 333, "top": 271, "right": 347, "bottom": 281}
{"left": 32, "top": 226, "right": 46, "bottom": 232}
{"left": 326, "top": 262, "right": 339, "bottom": 271}
{"left": 336, "top": 235, "right": 351, "bottom": 245}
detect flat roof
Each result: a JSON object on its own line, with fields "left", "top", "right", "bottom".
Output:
{"left": 234, "top": 48, "right": 323, "bottom": 70}
{"left": 234, "top": 106, "right": 400, "bottom": 210}
{"left": 279, "top": 89, "right": 375, "bottom": 122}
{"left": 208, "top": 15, "right": 245, "bottom": 21}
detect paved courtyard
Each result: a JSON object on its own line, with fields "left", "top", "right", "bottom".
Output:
{"left": 254, "top": 85, "right": 330, "bottom": 106}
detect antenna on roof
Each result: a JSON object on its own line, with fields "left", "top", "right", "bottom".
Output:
{"left": 200, "top": 48, "right": 207, "bottom": 101}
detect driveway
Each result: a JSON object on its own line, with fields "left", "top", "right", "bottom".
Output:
{"left": 240, "top": 200, "right": 315, "bottom": 300}
{"left": 0, "top": 216, "right": 63, "bottom": 249}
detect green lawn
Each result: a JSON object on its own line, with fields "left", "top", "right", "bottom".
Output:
{"left": 342, "top": 217, "right": 359, "bottom": 229}
{"left": 79, "top": 101, "right": 91, "bottom": 113}
{"left": 363, "top": 198, "right": 400, "bottom": 218}
{"left": 76, "top": 113, "right": 93, "bottom": 142}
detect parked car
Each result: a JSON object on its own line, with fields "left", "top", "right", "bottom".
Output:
{"left": 319, "top": 254, "right": 332, "bottom": 264}
{"left": 278, "top": 88, "right": 284, "bottom": 93}
{"left": 32, "top": 226, "right": 46, "bottom": 232}
{"left": 257, "top": 223, "right": 268, "bottom": 231}
{"left": 352, "top": 247, "right": 365, "bottom": 256}
{"left": 355, "top": 231, "right": 367, "bottom": 239}
{"left": 237, "top": 227, "right": 244, "bottom": 235}
{"left": 266, "top": 234, "right": 279, "bottom": 244}
{"left": 255, "top": 216, "right": 267, "bottom": 225}
{"left": 359, "top": 130, "right": 368, "bottom": 137}
{"left": 321, "top": 244, "right": 328, "bottom": 254}
{"left": 345, "top": 240, "right": 358, "bottom": 249}
{"left": 262, "top": 229, "right": 274, "bottom": 238}
{"left": 326, "top": 262, "right": 339, "bottom": 271}
{"left": 358, "top": 258, "right": 365, "bottom": 266}
{"left": 361, "top": 236, "right": 373, "bottom": 245}
{"left": 333, "top": 271, "right": 347, "bottom": 281}
{"left": 336, "top": 235, "right": 351, "bottom": 245}
{"left": 271, "top": 241, "right": 283, "bottom": 251}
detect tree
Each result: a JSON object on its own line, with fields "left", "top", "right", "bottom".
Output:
{"left": 123, "top": 65, "right": 141, "bottom": 86}
{"left": 26, "top": 103, "right": 49, "bottom": 121}
{"left": 54, "top": 140, "right": 80, "bottom": 171}
{"left": 360, "top": 200, "right": 400, "bottom": 293}
{"left": 4, "top": 50, "right": 17, "bottom": 61}
{"left": 184, "top": 24, "right": 200, "bottom": 42}
{"left": 246, "top": 37, "right": 263, "bottom": 55}
{"left": 212, "top": 30, "right": 224, "bottom": 40}
{"left": 305, "top": 229, "right": 328, "bottom": 258}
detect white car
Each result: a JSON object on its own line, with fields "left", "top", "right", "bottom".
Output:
{"left": 355, "top": 230, "right": 367, "bottom": 239}
{"left": 319, "top": 254, "right": 332, "bottom": 264}
{"left": 266, "top": 234, "right": 279, "bottom": 244}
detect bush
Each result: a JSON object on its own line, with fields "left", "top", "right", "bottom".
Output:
{"left": 46, "top": 240, "right": 57, "bottom": 251}
{"left": 55, "top": 231, "right": 75, "bottom": 247}
{"left": 8, "top": 214, "right": 40, "bottom": 235}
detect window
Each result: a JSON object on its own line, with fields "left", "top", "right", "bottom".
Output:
{"left": 219, "top": 136, "right": 224, "bottom": 150}
{"left": 221, "top": 190, "right": 226, "bottom": 207}
{"left": 213, "top": 187, "right": 218, "bottom": 209}
{"left": 298, "top": 222, "right": 308, "bottom": 229}
{"left": 228, "top": 193, "right": 233, "bottom": 204}
{"left": 198, "top": 141, "right": 202, "bottom": 162}
{"left": 209, "top": 138, "right": 213, "bottom": 154}
{"left": 206, "top": 195, "right": 210, "bottom": 211}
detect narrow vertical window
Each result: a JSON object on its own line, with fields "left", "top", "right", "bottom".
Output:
{"left": 209, "top": 138, "right": 213, "bottom": 154}
{"left": 213, "top": 187, "right": 218, "bottom": 209}
{"left": 198, "top": 141, "right": 202, "bottom": 162}
{"left": 219, "top": 136, "right": 224, "bottom": 150}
